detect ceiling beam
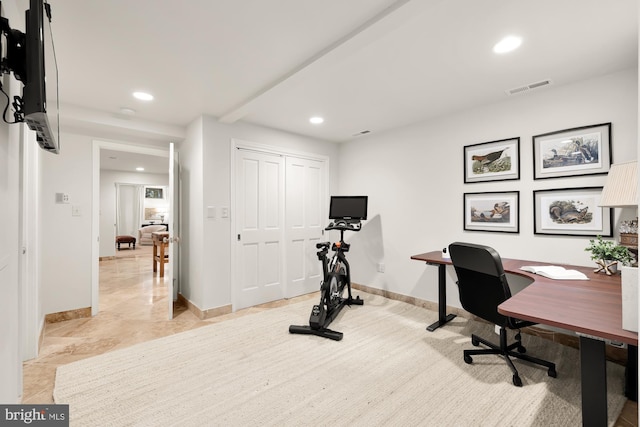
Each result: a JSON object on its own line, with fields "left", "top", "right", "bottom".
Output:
{"left": 218, "top": 0, "right": 431, "bottom": 124}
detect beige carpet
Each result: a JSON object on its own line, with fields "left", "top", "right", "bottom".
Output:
{"left": 54, "top": 293, "right": 626, "bottom": 426}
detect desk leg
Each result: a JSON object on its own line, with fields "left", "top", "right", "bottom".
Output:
{"left": 580, "top": 336, "right": 607, "bottom": 427}
{"left": 426, "top": 263, "right": 456, "bottom": 332}
{"left": 626, "top": 345, "right": 638, "bottom": 401}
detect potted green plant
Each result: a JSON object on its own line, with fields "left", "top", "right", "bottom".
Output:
{"left": 584, "top": 236, "right": 634, "bottom": 275}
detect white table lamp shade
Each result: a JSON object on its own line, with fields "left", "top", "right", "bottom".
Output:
{"left": 599, "top": 161, "right": 638, "bottom": 207}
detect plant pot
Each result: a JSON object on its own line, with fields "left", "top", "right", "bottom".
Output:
{"left": 593, "top": 259, "right": 618, "bottom": 275}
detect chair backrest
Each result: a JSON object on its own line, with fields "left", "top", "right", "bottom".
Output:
{"left": 448, "top": 242, "right": 512, "bottom": 327}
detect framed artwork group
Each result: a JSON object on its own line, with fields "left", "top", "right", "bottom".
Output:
{"left": 463, "top": 122, "right": 612, "bottom": 236}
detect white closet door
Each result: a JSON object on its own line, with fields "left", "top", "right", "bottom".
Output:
{"left": 235, "top": 150, "right": 285, "bottom": 310}
{"left": 285, "top": 157, "right": 326, "bottom": 298}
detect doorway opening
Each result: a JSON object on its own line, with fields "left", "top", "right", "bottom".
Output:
{"left": 91, "top": 140, "right": 171, "bottom": 319}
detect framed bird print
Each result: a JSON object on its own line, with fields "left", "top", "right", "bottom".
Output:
{"left": 532, "top": 123, "right": 611, "bottom": 180}
{"left": 464, "top": 191, "right": 519, "bottom": 233}
{"left": 464, "top": 137, "right": 520, "bottom": 183}
{"left": 533, "top": 187, "right": 612, "bottom": 236}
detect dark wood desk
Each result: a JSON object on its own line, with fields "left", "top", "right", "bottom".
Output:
{"left": 411, "top": 250, "right": 638, "bottom": 427}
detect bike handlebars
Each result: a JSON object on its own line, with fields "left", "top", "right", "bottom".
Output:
{"left": 325, "top": 220, "right": 361, "bottom": 232}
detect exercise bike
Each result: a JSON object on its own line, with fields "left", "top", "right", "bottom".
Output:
{"left": 289, "top": 219, "right": 364, "bottom": 341}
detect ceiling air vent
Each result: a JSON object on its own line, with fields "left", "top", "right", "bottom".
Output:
{"left": 506, "top": 79, "right": 552, "bottom": 96}
{"left": 352, "top": 130, "right": 371, "bottom": 137}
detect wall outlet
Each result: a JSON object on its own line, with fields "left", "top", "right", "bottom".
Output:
{"left": 221, "top": 207, "right": 229, "bottom": 218}
{"left": 377, "top": 263, "right": 385, "bottom": 273}
{"left": 207, "top": 206, "right": 216, "bottom": 218}
{"left": 72, "top": 205, "right": 81, "bottom": 216}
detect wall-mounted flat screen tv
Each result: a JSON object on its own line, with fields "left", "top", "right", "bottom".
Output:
{"left": 23, "top": 0, "right": 59, "bottom": 153}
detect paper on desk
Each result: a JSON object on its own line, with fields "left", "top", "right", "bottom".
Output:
{"left": 520, "top": 265, "right": 588, "bottom": 280}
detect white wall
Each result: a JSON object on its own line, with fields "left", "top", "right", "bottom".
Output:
{"left": 178, "top": 116, "right": 340, "bottom": 312}
{"left": 0, "top": 0, "right": 25, "bottom": 403}
{"left": 177, "top": 117, "right": 205, "bottom": 306}
{"left": 339, "top": 69, "right": 638, "bottom": 308}
{"left": 39, "top": 133, "right": 94, "bottom": 314}
{"left": 99, "top": 170, "right": 169, "bottom": 257}
{"left": 0, "top": 82, "right": 22, "bottom": 403}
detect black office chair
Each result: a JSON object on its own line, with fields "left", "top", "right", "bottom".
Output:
{"left": 448, "top": 242, "right": 557, "bottom": 387}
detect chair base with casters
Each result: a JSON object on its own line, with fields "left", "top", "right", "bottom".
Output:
{"left": 464, "top": 324, "right": 557, "bottom": 387}
{"left": 448, "top": 241, "right": 557, "bottom": 388}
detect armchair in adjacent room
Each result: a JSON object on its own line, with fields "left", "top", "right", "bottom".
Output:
{"left": 138, "top": 224, "right": 167, "bottom": 245}
{"left": 448, "top": 242, "right": 557, "bottom": 387}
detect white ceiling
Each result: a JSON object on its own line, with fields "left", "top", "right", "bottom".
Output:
{"left": 100, "top": 149, "right": 169, "bottom": 175}
{"left": 33, "top": 0, "right": 640, "bottom": 151}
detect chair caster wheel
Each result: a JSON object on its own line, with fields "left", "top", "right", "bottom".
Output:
{"left": 464, "top": 354, "right": 473, "bottom": 364}
{"left": 471, "top": 337, "right": 479, "bottom": 346}
{"left": 517, "top": 346, "right": 526, "bottom": 354}
{"left": 548, "top": 368, "right": 557, "bottom": 378}
{"left": 513, "top": 375, "right": 523, "bottom": 387}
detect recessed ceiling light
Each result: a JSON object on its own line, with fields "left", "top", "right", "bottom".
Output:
{"left": 493, "top": 36, "right": 522, "bottom": 54}
{"left": 133, "top": 91, "right": 154, "bottom": 101}
{"left": 119, "top": 107, "right": 136, "bottom": 115}
{"left": 309, "top": 116, "right": 324, "bottom": 124}
{"left": 136, "top": 167, "right": 145, "bottom": 171}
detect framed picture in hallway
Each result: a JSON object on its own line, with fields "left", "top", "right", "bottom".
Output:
{"left": 145, "top": 187, "right": 164, "bottom": 199}
{"left": 464, "top": 191, "right": 519, "bottom": 233}
{"left": 464, "top": 137, "right": 520, "bottom": 183}
{"left": 533, "top": 123, "right": 611, "bottom": 180}
{"left": 533, "top": 187, "right": 612, "bottom": 236}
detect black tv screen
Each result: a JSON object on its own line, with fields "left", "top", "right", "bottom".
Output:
{"left": 23, "top": 0, "right": 59, "bottom": 154}
{"left": 329, "top": 196, "right": 368, "bottom": 221}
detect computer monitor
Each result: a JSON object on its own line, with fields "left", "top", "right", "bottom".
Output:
{"left": 329, "top": 196, "right": 368, "bottom": 221}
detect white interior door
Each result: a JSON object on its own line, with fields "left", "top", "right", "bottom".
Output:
{"left": 167, "top": 143, "right": 180, "bottom": 320}
{"left": 235, "top": 149, "right": 285, "bottom": 310}
{"left": 285, "top": 157, "right": 326, "bottom": 298}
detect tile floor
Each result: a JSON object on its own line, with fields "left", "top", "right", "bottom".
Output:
{"left": 21, "top": 247, "right": 638, "bottom": 426}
